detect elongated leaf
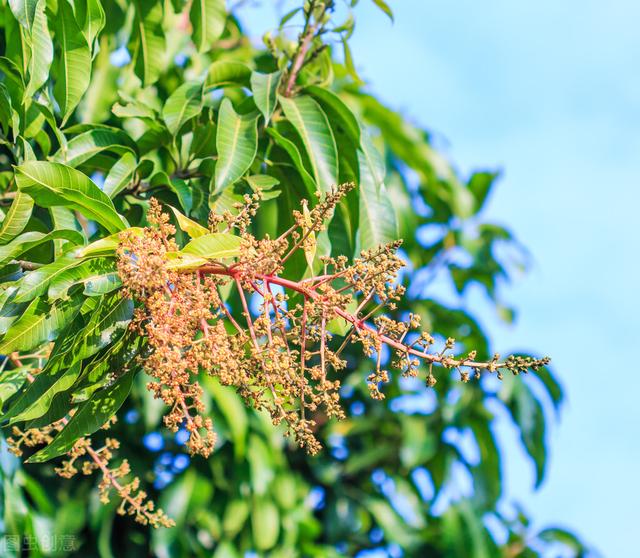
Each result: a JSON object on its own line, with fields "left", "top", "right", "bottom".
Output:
{"left": 537, "top": 528, "right": 585, "bottom": 552}
{"left": 181, "top": 232, "right": 241, "bottom": 259}
{"left": 149, "top": 171, "right": 193, "bottom": 213}
{"left": 74, "top": 0, "right": 105, "bottom": 52}
{"left": 169, "top": 205, "right": 209, "bottom": 238}
{"left": 306, "top": 85, "right": 360, "bottom": 143}
{"left": 164, "top": 251, "right": 208, "bottom": 270}
{"left": 0, "top": 83, "right": 16, "bottom": 137}
{"left": 76, "top": 227, "right": 143, "bottom": 258}
{"left": 47, "top": 257, "right": 117, "bottom": 301}
{"left": 0, "top": 192, "right": 34, "bottom": 244}
{"left": 13, "top": 253, "right": 84, "bottom": 303}
{"left": 531, "top": 365, "right": 564, "bottom": 412}
{"left": 214, "top": 98, "right": 258, "bottom": 193}
{"left": 6, "top": 362, "right": 82, "bottom": 425}
{"left": 278, "top": 95, "right": 338, "bottom": 192}
{"left": 131, "top": 0, "right": 165, "bottom": 86}
{"left": 207, "top": 377, "right": 248, "bottom": 458}
{"left": 72, "top": 293, "right": 133, "bottom": 361}
{"left": 265, "top": 128, "right": 316, "bottom": 196}
{"left": 53, "top": 0, "right": 91, "bottom": 123}
{"left": 251, "top": 71, "right": 282, "bottom": 124}
{"left": 469, "top": 417, "right": 502, "bottom": 507}
{"left": 8, "top": 0, "right": 38, "bottom": 28}
{"left": 357, "top": 130, "right": 397, "bottom": 249}
{"left": 72, "top": 333, "right": 141, "bottom": 402}
{"left": 0, "top": 367, "right": 29, "bottom": 409}
{"left": 0, "top": 229, "right": 84, "bottom": 265}
{"left": 162, "top": 81, "right": 203, "bottom": 136}
{"left": 53, "top": 127, "right": 136, "bottom": 168}
{"left": 0, "top": 294, "right": 83, "bottom": 353}
{"left": 27, "top": 370, "right": 134, "bottom": 462}
{"left": 245, "top": 174, "right": 280, "bottom": 200}
{"left": 83, "top": 271, "right": 120, "bottom": 296}
{"left": 102, "top": 152, "right": 137, "bottom": 198}
{"left": 24, "top": 0, "right": 53, "bottom": 100}
{"left": 0, "top": 288, "right": 28, "bottom": 335}
{"left": 251, "top": 497, "right": 279, "bottom": 551}
{"left": 190, "top": 0, "right": 225, "bottom": 53}
{"left": 14, "top": 161, "right": 128, "bottom": 234}
{"left": 371, "top": 0, "right": 394, "bottom": 21}
{"left": 49, "top": 206, "right": 82, "bottom": 256}
{"left": 205, "top": 60, "right": 251, "bottom": 89}
{"left": 500, "top": 380, "right": 547, "bottom": 488}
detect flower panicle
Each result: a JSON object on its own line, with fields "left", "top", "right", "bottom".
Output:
{"left": 116, "top": 186, "right": 550, "bottom": 455}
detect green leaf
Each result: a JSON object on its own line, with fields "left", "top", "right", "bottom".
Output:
{"left": 0, "top": 229, "right": 84, "bottom": 266}
{"left": 164, "top": 251, "right": 208, "bottom": 270}
{"left": 82, "top": 271, "right": 121, "bottom": 296}
{"left": 168, "top": 205, "right": 209, "bottom": 238}
{"left": 371, "top": 0, "right": 394, "bottom": 21}
{"left": 214, "top": 98, "right": 258, "bottom": 193}
{"left": 222, "top": 499, "right": 250, "bottom": 538}
{"left": 251, "top": 496, "right": 279, "bottom": 551}
{"left": 162, "top": 81, "right": 203, "bottom": 136}
{"left": 149, "top": 171, "right": 193, "bottom": 213}
{"left": 0, "top": 294, "right": 83, "bottom": 353}
{"left": 367, "top": 497, "right": 419, "bottom": 549}
{"left": 468, "top": 417, "right": 502, "bottom": 507}
{"left": 181, "top": 232, "right": 241, "bottom": 259}
{"left": 102, "top": 152, "right": 137, "bottom": 198}
{"left": 357, "top": 130, "right": 397, "bottom": 249}
{"left": 14, "top": 252, "right": 85, "bottom": 303}
{"left": 537, "top": 528, "right": 585, "bottom": 552}
{"left": 189, "top": 0, "right": 226, "bottom": 53}
{"left": 14, "top": 161, "right": 128, "bottom": 234}
{"left": 0, "top": 288, "right": 28, "bottom": 336}
{"left": 0, "top": 83, "right": 17, "bottom": 137}
{"left": 0, "top": 366, "right": 29, "bottom": 409}
{"left": 278, "top": 95, "right": 338, "bottom": 192}
{"left": 0, "top": 191, "right": 34, "bottom": 244}
{"left": 53, "top": 127, "right": 136, "bottom": 168}
{"left": 72, "top": 293, "right": 133, "bottom": 361}
{"left": 24, "top": 0, "right": 53, "bottom": 100}
{"left": 245, "top": 174, "right": 279, "bottom": 190}
{"left": 74, "top": 0, "right": 105, "bottom": 53}
{"left": 306, "top": 86, "right": 360, "bottom": 144}
{"left": 205, "top": 60, "right": 251, "bottom": 89}
{"left": 245, "top": 174, "right": 280, "bottom": 200}
{"left": 8, "top": 0, "right": 38, "bottom": 29}
{"left": 500, "top": 379, "right": 547, "bottom": 487}
{"left": 53, "top": 0, "right": 92, "bottom": 124}
{"left": 207, "top": 377, "right": 248, "bottom": 458}
{"left": 49, "top": 206, "right": 82, "bottom": 256}
{"left": 265, "top": 127, "right": 316, "bottom": 196}
{"left": 76, "top": 227, "right": 143, "bottom": 258}
{"left": 341, "top": 37, "right": 363, "bottom": 85}
{"left": 468, "top": 171, "right": 499, "bottom": 214}
{"left": 532, "top": 365, "right": 564, "bottom": 412}
{"left": 47, "top": 257, "right": 117, "bottom": 301}
{"left": 250, "top": 70, "right": 282, "bottom": 124}
{"left": 27, "top": 370, "right": 134, "bottom": 463}
{"left": 5, "top": 362, "right": 82, "bottom": 425}
{"left": 130, "top": 0, "right": 165, "bottom": 86}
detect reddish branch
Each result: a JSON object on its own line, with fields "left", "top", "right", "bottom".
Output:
{"left": 197, "top": 265, "right": 516, "bottom": 373}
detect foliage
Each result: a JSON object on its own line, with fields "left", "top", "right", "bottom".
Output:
{"left": 0, "top": 0, "right": 592, "bottom": 556}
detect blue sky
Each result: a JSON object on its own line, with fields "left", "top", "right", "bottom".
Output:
{"left": 238, "top": 2, "right": 640, "bottom": 555}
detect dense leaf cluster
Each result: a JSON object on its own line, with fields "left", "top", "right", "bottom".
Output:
{"left": 0, "top": 0, "right": 591, "bottom": 556}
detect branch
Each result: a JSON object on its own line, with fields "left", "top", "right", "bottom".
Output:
{"left": 283, "top": 1, "right": 324, "bottom": 96}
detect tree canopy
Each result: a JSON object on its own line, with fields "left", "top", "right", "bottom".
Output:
{"left": 0, "top": 0, "right": 591, "bottom": 556}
